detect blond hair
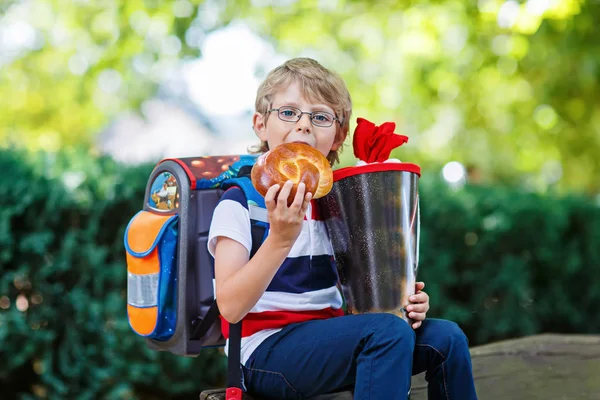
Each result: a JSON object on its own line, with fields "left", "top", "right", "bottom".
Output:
{"left": 250, "top": 58, "right": 352, "bottom": 165}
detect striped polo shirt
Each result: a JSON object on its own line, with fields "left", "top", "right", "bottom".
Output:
{"left": 207, "top": 187, "right": 344, "bottom": 365}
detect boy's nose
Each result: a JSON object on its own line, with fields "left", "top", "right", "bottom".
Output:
{"left": 296, "top": 114, "right": 312, "bottom": 133}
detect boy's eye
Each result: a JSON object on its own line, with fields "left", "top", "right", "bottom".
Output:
{"left": 279, "top": 107, "right": 300, "bottom": 119}
{"left": 313, "top": 113, "right": 332, "bottom": 122}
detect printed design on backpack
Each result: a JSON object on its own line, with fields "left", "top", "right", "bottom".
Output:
{"left": 124, "top": 211, "right": 179, "bottom": 340}
{"left": 165, "top": 154, "right": 258, "bottom": 190}
{"left": 148, "top": 171, "right": 179, "bottom": 211}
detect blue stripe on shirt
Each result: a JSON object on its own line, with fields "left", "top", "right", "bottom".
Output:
{"left": 220, "top": 186, "right": 248, "bottom": 210}
{"left": 267, "top": 254, "right": 339, "bottom": 294}
{"left": 219, "top": 187, "right": 338, "bottom": 294}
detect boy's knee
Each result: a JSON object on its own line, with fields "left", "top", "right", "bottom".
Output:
{"left": 434, "top": 320, "right": 469, "bottom": 350}
{"left": 373, "top": 313, "right": 415, "bottom": 343}
{"left": 449, "top": 321, "right": 469, "bottom": 346}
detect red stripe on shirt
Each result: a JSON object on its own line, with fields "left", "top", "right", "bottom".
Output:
{"left": 220, "top": 307, "right": 344, "bottom": 338}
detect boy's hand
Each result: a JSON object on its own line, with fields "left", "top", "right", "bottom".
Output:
{"left": 407, "top": 281, "right": 429, "bottom": 330}
{"left": 265, "top": 180, "right": 312, "bottom": 249}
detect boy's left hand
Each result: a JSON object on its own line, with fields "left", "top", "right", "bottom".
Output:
{"left": 407, "top": 281, "right": 429, "bottom": 330}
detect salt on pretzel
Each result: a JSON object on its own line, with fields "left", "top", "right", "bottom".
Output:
{"left": 251, "top": 142, "right": 333, "bottom": 205}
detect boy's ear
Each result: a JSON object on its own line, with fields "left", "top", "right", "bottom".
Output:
{"left": 253, "top": 112, "right": 267, "bottom": 141}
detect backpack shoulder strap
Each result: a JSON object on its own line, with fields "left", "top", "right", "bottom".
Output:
{"left": 222, "top": 175, "right": 268, "bottom": 258}
{"left": 189, "top": 170, "right": 268, "bottom": 343}
{"left": 220, "top": 173, "right": 269, "bottom": 390}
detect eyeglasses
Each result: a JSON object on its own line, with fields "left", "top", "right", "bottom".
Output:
{"left": 268, "top": 106, "right": 341, "bottom": 128}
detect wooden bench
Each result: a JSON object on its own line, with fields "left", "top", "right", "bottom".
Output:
{"left": 201, "top": 334, "right": 600, "bottom": 400}
{"left": 410, "top": 333, "right": 600, "bottom": 400}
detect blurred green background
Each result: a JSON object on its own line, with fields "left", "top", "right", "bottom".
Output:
{"left": 1, "top": 0, "right": 599, "bottom": 398}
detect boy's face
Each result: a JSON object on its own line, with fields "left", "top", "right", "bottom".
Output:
{"left": 253, "top": 81, "right": 343, "bottom": 158}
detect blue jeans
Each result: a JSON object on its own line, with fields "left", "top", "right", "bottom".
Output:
{"left": 241, "top": 314, "right": 477, "bottom": 400}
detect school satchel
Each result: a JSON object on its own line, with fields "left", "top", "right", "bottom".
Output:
{"left": 124, "top": 154, "right": 267, "bottom": 355}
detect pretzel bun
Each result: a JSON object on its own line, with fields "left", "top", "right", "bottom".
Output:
{"left": 251, "top": 142, "right": 333, "bottom": 205}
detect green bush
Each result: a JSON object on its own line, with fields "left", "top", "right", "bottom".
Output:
{"left": 0, "top": 149, "right": 225, "bottom": 400}
{"left": 418, "top": 177, "right": 600, "bottom": 345}
{"left": 1, "top": 148, "right": 599, "bottom": 398}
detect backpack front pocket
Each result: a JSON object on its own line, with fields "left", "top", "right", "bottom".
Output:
{"left": 124, "top": 211, "right": 178, "bottom": 340}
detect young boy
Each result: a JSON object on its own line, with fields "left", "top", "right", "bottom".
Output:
{"left": 208, "top": 58, "right": 478, "bottom": 400}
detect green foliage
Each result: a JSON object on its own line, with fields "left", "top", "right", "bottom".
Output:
{"left": 418, "top": 176, "right": 600, "bottom": 344}
{"left": 1, "top": 0, "right": 600, "bottom": 193}
{"left": 0, "top": 0, "right": 204, "bottom": 151}
{"left": 220, "top": 0, "right": 599, "bottom": 193}
{"left": 1, "top": 148, "right": 599, "bottom": 398}
{"left": 0, "top": 149, "right": 225, "bottom": 400}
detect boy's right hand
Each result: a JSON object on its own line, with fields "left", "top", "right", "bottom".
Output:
{"left": 265, "top": 180, "right": 312, "bottom": 249}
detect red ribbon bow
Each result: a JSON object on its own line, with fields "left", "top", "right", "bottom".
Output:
{"left": 352, "top": 118, "right": 409, "bottom": 163}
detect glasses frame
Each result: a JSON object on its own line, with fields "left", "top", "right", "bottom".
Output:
{"left": 267, "top": 106, "right": 342, "bottom": 128}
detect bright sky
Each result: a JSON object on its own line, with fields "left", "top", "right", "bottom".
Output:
{"left": 182, "top": 22, "right": 287, "bottom": 116}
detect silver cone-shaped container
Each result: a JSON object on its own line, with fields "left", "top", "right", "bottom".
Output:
{"left": 317, "top": 163, "right": 421, "bottom": 324}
